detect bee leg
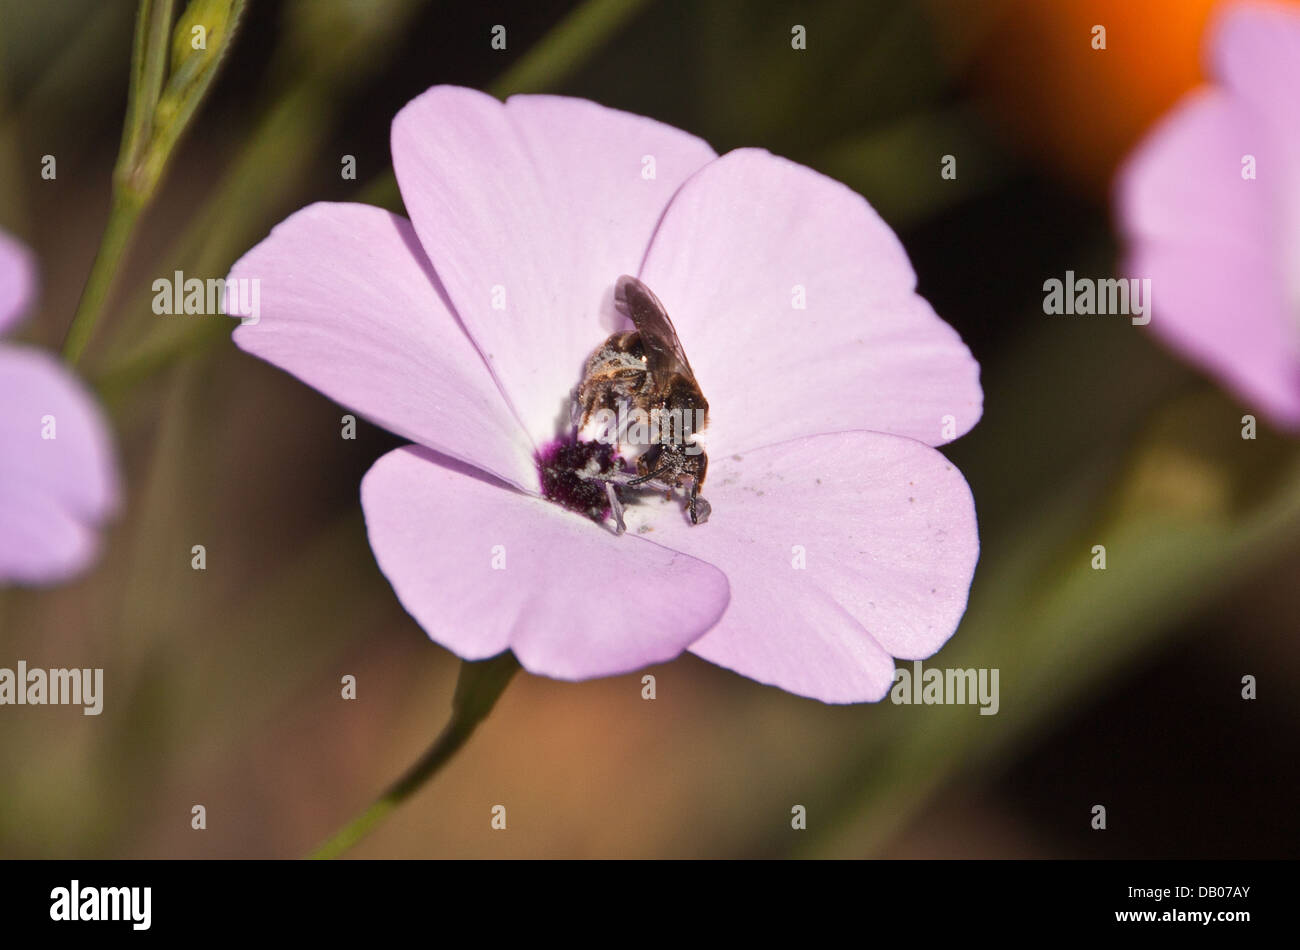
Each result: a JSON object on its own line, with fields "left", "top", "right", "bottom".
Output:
{"left": 629, "top": 463, "right": 672, "bottom": 487}
{"left": 604, "top": 481, "right": 626, "bottom": 535}
{"left": 688, "top": 483, "right": 711, "bottom": 525}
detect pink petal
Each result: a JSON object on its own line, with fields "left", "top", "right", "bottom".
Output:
{"left": 628, "top": 431, "right": 979, "bottom": 703}
{"left": 1118, "top": 89, "right": 1282, "bottom": 254}
{"left": 1210, "top": 1, "right": 1300, "bottom": 153}
{"left": 0, "top": 229, "right": 35, "bottom": 336}
{"left": 0, "top": 345, "right": 119, "bottom": 584}
{"left": 391, "top": 87, "right": 717, "bottom": 448}
{"left": 360, "top": 445, "right": 731, "bottom": 680}
{"left": 638, "top": 148, "right": 982, "bottom": 457}
{"left": 230, "top": 202, "right": 537, "bottom": 489}
{"left": 1118, "top": 90, "right": 1300, "bottom": 426}
{"left": 1130, "top": 241, "right": 1300, "bottom": 425}
{"left": 0, "top": 485, "right": 99, "bottom": 586}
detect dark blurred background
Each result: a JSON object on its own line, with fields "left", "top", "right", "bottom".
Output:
{"left": 1, "top": 0, "right": 1296, "bottom": 858}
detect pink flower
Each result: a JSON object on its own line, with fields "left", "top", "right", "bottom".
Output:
{"left": 228, "top": 87, "right": 982, "bottom": 702}
{"left": 0, "top": 230, "right": 119, "bottom": 584}
{"left": 1118, "top": 0, "right": 1300, "bottom": 429}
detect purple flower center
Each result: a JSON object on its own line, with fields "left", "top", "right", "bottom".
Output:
{"left": 537, "top": 437, "right": 628, "bottom": 522}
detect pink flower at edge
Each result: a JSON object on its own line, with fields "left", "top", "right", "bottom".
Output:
{"left": 227, "top": 86, "right": 983, "bottom": 703}
{"left": 0, "top": 229, "right": 119, "bottom": 585}
{"left": 1117, "top": 0, "right": 1300, "bottom": 429}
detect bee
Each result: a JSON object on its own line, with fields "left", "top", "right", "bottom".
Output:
{"left": 576, "top": 275, "right": 710, "bottom": 530}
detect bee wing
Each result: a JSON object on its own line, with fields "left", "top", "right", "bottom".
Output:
{"left": 614, "top": 275, "right": 697, "bottom": 387}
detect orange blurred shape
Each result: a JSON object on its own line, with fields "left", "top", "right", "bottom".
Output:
{"left": 934, "top": 0, "right": 1298, "bottom": 192}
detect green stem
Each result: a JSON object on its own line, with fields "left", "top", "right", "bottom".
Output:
{"left": 118, "top": 0, "right": 176, "bottom": 181}
{"left": 62, "top": 0, "right": 171, "bottom": 366}
{"left": 309, "top": 652, "right": 521, "bottom": 860}
{"left": 62, "top": 0, "right": 247, "bottom": 367}
{"left": 61, "top": 190, "right": 145, "bottom": 366}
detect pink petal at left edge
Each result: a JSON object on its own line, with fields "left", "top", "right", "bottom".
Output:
{"left": 634, "top": 431, "right": 979, "bottom": 703}
{"left": 0, "top": 229, "right": 35, "bottom": 335}
{"left": 360, "top": 446, "right": 731, "bottom": 681}
{"left": 0, "top": 346, "right": 119, "bottom": 585}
